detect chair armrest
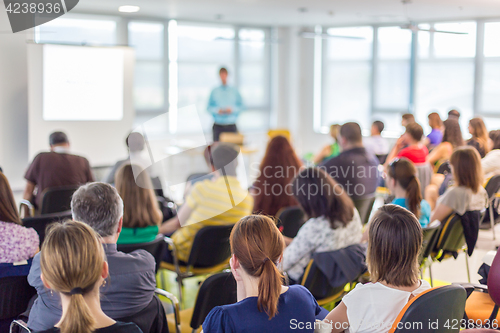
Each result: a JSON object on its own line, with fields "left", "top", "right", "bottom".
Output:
{"left": 164, "top": 237, "right": 182, "bottom": 276}
{"left": 155, "top": 288, "right": 180, "bottom": 333}
{"left": 19, "top": 200, "right": 35, "bottom": 218}
{"left": 453, "top": 282, "right": 488, "bottom": 299}
{"left": 10, "top": 319, "right": 31, "bottom": 333}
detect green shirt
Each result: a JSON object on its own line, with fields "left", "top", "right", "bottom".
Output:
{"left": 117, "top": 225, "right": 159, "bottom": 244}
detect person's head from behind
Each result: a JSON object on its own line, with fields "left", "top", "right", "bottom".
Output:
{"left": 40, "top": 220, "right": 107, "bottom": 333}
{"left": 261, "top": 135, "right": 301, "bottom": 170}
{"left": 210, "top": 143, "right": 239, "bottom": 177}
{"left": 371, "top": 120, "right": 384, "bottom": 136}
{"left": 450, "top": 146, "right": 483, "bottom": 194}
{"left": 115, "top": 164, "right": 162, "bottom": 229}
{"left": 401, "top": 114, "right": 415, "bottom": 127}
{"left": 448, "top": 109, "right": 461, "bottom": 120}
{"left": 339, "top": 122, "right": 362, "bottom": 149}
{"left": 126, "top": 132, "right": 145, "bottom": 153}
{"left": 330, "top": 124, "right": 341, "bottom": 141}
{"left": 442, "top": 119, "right": 464, "bottom": 148}
{"left": 0, "top": 172, "right": 21, "bottom": 225}
{"left": 428, "top": 112, "right": 443, "bottom": 130}
{"left": 492, "top": 130, "right": 500, "bottom": 150}
{"left": 71, "top": 182, "right": 124, "bottom": 241}
{"left": 49, "top": 131, "right": 69, "bottom": 150}
{"left": 292, "top": 167, "right": 355, "bottom": 228}
{"left": 469, "top": 118, "right": 489, "bottom": 153}
{"left": 386, "top": 158, "right": 422, "bottom": 219}
{"left": 403, "top": 123, "right": 423, "bottom": 144}
{"left": 219, "top": 67, "right": 228, "bottom": 85}
{"left": 367, "top": 205, "right": 422, "bottom": 287}
{"left": 230, "top": 215, "right": 285, "bottom": 319}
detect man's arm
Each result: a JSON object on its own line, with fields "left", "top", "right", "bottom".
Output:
{"left": 23, "top": 181, "right": 36, "bottom": 203}
{"left": 159, "top": 203, "right": 193, "bottom": 235}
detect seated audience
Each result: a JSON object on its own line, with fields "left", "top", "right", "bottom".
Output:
{"left": 386, "top": 158, "right": 431, "bottom": 227}
{"left": 28, "top": 182, "right": 156, "bottom": 331}
{"left": 160, "top": 143, "right": 253, "bottom": 263}
{"left": 202, "top": 215, "right": 324, "bottom": 333}
{"left": 424, "top": 112, "right": 443, "bottom": 148}
{"left": 313, "top": 124, "right": 341, "bottom": 164}
{"left": 323, "top": 205, "right": 430, "bottom": 333}
{"left": 447, "top": 109, "right": 461, "bottom": 120}
{"left": 23, "top": 131, "right": 94, "bottom": 209}
{"left": 115, "top": 164, "right": 163, "bottom": 244}
{"left": 482, "top": 132, "right": 500, "bottom": 179}
{"left": 426, "top": 118, "right": 464, "bottom": 166}
{"left": 430, "top": 146, "right": 488, "bottom": 223}
{"left": 320, "top": 122, "right": 379, "bottom": 200}
{"left": 401, "top": 113, "right": 415, "bottom": 127}
{"left": 282, "top": 167, "right": 362, "bottom": 283}
{"left": 37, "top": 221, "right": 141, "bottom": 333}
{"left": 467, "top": 117, "right": 490, "bottom": 158}
{"left": 386, "top": 123, "right": 428, "bottom": 165}
{"left": 252, "top": 136, "right": 303, "bottom": 216}
{"left": 364, "top": 120, "right": 389, "bottom": 157}
{"left": 0, "top": 172, "right": 39, "bottom": 263}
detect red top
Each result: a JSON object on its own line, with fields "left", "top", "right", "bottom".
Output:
{"left": 397, "top": 145, "right": 429, "bottom": 164}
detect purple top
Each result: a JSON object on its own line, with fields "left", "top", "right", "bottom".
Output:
{"left": 0, "top": 221, "right": 39, "bottom": 263}
{"left": 427, "top": 128, "right": 443, "bottom": 146}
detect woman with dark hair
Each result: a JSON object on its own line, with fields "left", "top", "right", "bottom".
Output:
{"left": 482, "top": 131, "right": 500, "bottom": 179}
{"left": 468, "top": 118, "right": 490, "bottom": 158}
{"left": 282, "top": 167, "right": 362, "bottom": 283}
{"left": 425, "top": 112, "right": 443, "bottom": 148}
{"left": 0, "top": 172, "right": 39, "bottom": 263}
{"left": 252, "top": 136, "right": 303, "bottom": 217}
{"left": 426, "top": 118, "right": 464, "bottom": 166}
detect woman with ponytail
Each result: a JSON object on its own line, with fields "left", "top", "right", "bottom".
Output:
{"left": 202, "top": 215, "right": 325, "bottom": 333}
{"left": 386, "top": 158, "right": 431, "bottom": 227}
{"left": 36, "top": 220, "right": 141, "bottom": 333}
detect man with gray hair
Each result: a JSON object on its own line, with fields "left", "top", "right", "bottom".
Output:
{"left": 27, "top": 182, "right": 156, "bottom": 331}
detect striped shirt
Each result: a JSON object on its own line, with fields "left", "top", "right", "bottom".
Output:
{"left": 172, "top": 176, "right": 253, "bottom": 262}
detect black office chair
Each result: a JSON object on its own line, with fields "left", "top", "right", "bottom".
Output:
{"left": 419, "top": 220, "right": 441, "bottom": 286}
{"left": 39, "top": 185, "right": 79, "bottom": 215}
{"left": 353, "top": 196, "right": 376, "bottom": 225}
{"left": 22, "top": 210, "right": 72, "bottom": 246}
{"left": 376, "top": 154, "right": 388, "bottom": 165}
{"left": 275, "top": 206, "right": 305, "bottom": 238}
{"left": 167, "top": 272, "right": 237, "bottom": 333}
{"left": 479, "top": 175, "right": 500, "bottom": 240}
{"left": 117, "top": 235, "right": 168, "bottom": 273}
{"left": 436, "top": 160, "right": 452, "bottom": 175}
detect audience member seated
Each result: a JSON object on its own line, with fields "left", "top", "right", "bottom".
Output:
{"left": 202, "top": 215, "right": 325, "bottom": 333}
{"left": 313, "top": 124, "right": 341, "bottom": 164}
{"left": 386, "top": 158, "right": 431, "bottom": 227}
{"left": 447, "top": 109, "right": 461, "bottom": 121}
{"left": 115, "top": 164, "right": 163, "bottom": 244}
{"left": 401, "top": 113, "right": 415, "bottom": 127}
{"left": 322, "top": 205, "right": 431, "bottom": 333}
{"left": 482, "top": 132, "right": 500, "bottom": 179}
{"left": 23, "top": 131, "right": 94, "bottom": 209}
{"left": 282, "top": 167, "right": 362, "bottom": 284}
{"left": 429, "top": 147, "right": 488, "bottom": 222}
{"left": 320, "top": 122, "right": 379, "bottom": 200}
{"left": 159, "top": 143, "right": 253, "bottom": 263}
{"left": 35, "top": 221, "right": 142, "bottom": 333}
{"left": 426, "top": 118, "right": 464, "bottom": 167}
{"left": 28, "top": 182, "right": 156, "bottom": 331}
{"left": 467, "top": 117, "right": 490, "bottom": 158}
{"left": 364, "top": 120, "right": 389, "bottom": 157}
{"left": 386, "top": 123, "right": 428, "bottom": 165}
{"left": 424, "top": 112, "right": 443, "bottom": 149}
{"left": 251, "top": 136, "right": 303, "bottom": 216}
{"left": 0, "top": 172, "right": 39, "bottom": 263}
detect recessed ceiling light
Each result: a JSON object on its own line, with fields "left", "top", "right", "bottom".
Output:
{"left": 119, "top": 5, "right": 140, "bottom": 13}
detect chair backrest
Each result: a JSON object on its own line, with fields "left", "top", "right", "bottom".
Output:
{"left": 484, "top": 175, "right": 500, "bottom": 199}
{"left": 487, "top": 250, "right": 500, "bottom": 306}
{"left": 187, "top": 224, "right": 234, "bottom": 268}
{"left": 415, "top": 163, "right": 433, "bottom": 198}
{"left": 117, "top": 295, "right": 168, "bottom": 333}
{"left": 436, "top": 161, "right": 451, "bottom": 175}
{"left": 276, "top": 206, "right": 305, "bottom": 238}
{"left": 267, "top": 129, "right": 291, "bottom": 141}
{"left": 0, "top": 266, "right": 37, "bottom": 320}
{"left": 389, "top": 285, "right": 466, "bottom": 333}
{"left": 22, "top": 210, "right": 72, "bottom": 246}
{"left": 190, "top": 272, "right": 237, "bottom": 330}
{"left": 434, "top": 214, "right": 466, "bottom": 254}
{"left": 419, "top": 220, "right": 441, "bottom": 265}
{"left": 39, "top": 185, "right": 79, "bottom": 215}
{"left": 117, "top": 235, "right": 167, "bottom": 273}
{"left": 376, "top": 154, "right": 388, "bottom": 165}
{"left": 353, "top": 196, "right": 376, "bottom": 225}
{"left": 301, "top": 259, "right": 345, "bottom": 302}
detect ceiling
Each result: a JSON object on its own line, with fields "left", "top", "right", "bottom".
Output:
{"left": 75, "top": 0, "right": 500, "bottom": 26}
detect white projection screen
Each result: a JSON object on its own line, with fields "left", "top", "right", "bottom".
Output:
{"left": 28, "top": 43, "right": 135, "bottom": 167}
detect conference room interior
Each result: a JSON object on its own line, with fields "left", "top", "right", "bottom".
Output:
{"left": 2, "top": 0, "right": 500, "bottom": 332}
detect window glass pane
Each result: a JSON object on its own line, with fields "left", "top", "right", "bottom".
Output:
{"left": 480, "top": 117, "right": 500, "bottom": 131}
{"left": 433, "top": 22, "right": 476, "bottom": 58}
{"left": 418, "top": 24, "right": 431, "bottom": 58}
{"left": 239, "top": 29, "right": 265, "bottom": 62}
{"left": 134, "top": 62, "right": 164, "bottom": 110}
{"left": 240, "top": 63, "right": 265, "bottom": 107}
{"left": 326, "top": 27, "right": 373, "bottom": 61}
{"left": 37, "top": 17, "right": 116, "bottom": 45}
{"left": 128, "top": 21, "right": 164, "bottom": 60}
{"left": 177, "top": 24, "right": 234, "bottom": 63}
{"left": 484, "top": 22, "right": 500, "bottom": 57}
{"left": 481, "top": 61, "right": 500, "bottom": 112}
{"left": 375, "top": 61, "right": 410, "bottom": 109}
{"left": 377, "top": 27, "right": 412, "bottom": 59}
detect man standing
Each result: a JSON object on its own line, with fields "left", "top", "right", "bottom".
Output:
{"left": 207, "top": 68, "right": 244, "bottom": 142}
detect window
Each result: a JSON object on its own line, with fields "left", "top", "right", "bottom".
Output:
{"left": 481, "top": 22, "right": 500, "bottom": 116}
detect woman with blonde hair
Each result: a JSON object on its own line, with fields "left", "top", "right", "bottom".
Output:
{"left": 115, "top": 164, "right": 163, "bottom": 244}
{"left": 37, "top": 220, "right": 141, "bottom": 333}
{"left": 313, "top": 124, "right": 341, "bottom": 164}
{"left": 468, "top": 117, "right": 490, "bottom": 158}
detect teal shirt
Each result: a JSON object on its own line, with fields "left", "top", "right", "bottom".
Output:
{"left": 207, "top": 85, "right": 244, "bottom": 125}
{"left": 117, "top": 225, "right": 159, "bottom": 245}
{"left": 392, "top": 198, "right": 431, "bottom": 228}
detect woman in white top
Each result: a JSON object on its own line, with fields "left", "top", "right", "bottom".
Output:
{"left": 282, "top": 167, "right": 362, "bottom": 283}
{"left": 482, "top": 133, "right": 500, "bottom": 180}
{"left": 323, "top": 204, "right": 430, "bottom": 333}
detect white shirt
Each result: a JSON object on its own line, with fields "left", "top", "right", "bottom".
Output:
{"left": 282, "top": 211, "right": 363, "bottom": 281}
{"left": 343, "top": 280, "right": 431, "bottom": 333}
{"left": 364, "top": 135, "right": 390, "bottom": 156}
{"left": 482, "top": 150, "right": 500, "bottom": 179}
